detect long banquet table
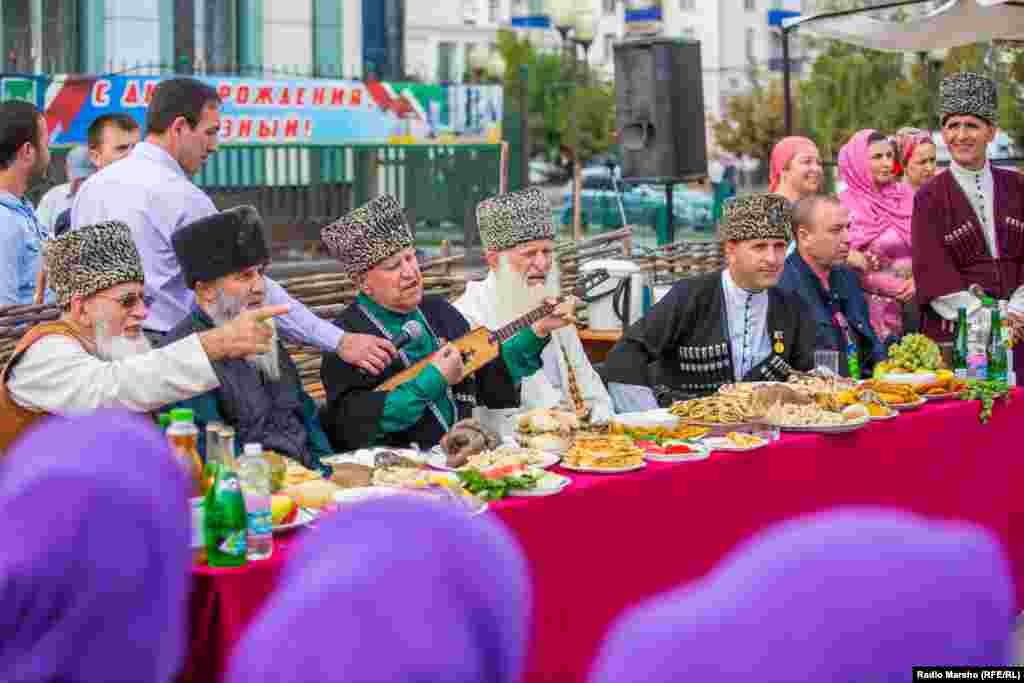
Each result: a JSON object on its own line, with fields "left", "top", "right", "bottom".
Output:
{"left": 182, "top": 394, "right": 1024, "bottom": 683}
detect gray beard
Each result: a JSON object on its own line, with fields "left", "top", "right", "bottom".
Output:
{"left": 493, "top": 254, "right": 558, "bottom": 327}
{"left": 95, "top": 322, "right": 154, "bottom": 362}
{"left": 209, "top": 289, "right": 281, "bottom": 382}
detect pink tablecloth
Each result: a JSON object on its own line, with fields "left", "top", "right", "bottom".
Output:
{"left": 184, "top": 394, "right": 1024, "bottom": 683}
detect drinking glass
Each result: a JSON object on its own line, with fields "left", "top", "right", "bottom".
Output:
{"left": 814, "top": 350, "right": 840, "bottom": 376}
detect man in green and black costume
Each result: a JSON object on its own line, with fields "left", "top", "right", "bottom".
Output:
{"left": 319, "top": 194, "right": 574, "bottom": 451}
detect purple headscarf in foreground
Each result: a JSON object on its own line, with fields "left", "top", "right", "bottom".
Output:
{"left": 591, "top": 508, "right": 1013, "bottom": 683}
{"left": 228, "top": 496, "right": 531, "bottom": 683}
{"left": 0, "top": 412, "right": 192, "bottom": 683}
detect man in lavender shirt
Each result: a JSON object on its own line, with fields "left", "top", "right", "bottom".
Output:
{"left": 72, "top": 77, "right": 396, "bottom": 374}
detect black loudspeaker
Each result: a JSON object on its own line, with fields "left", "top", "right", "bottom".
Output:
{"left": 614, "top": 38, "right": 707, "bottom": 182}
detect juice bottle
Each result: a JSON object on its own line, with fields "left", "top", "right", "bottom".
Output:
{"left": 167, "top": 409, "right": 204, "bottom": 496}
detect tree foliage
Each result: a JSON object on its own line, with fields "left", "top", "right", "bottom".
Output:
{"left": 709, "top": 78, "right": 789, "bottom": 163}
{"left": 497, "top": 29, "right": 616, "bottom": 166}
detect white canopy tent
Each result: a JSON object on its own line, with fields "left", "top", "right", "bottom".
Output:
{"left": 778, "top": 0, "right": 1024, "bottom": 133}
{"left": 784, "top": 0, "right": 1024, "bottom": 52}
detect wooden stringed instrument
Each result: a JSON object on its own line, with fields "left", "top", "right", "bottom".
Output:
{"left": 375, "top": 268, "right": 611, "bottom": 392}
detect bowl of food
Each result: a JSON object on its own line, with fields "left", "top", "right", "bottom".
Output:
{"left": 609, "top": 409, "right": 680, "bottom": 432}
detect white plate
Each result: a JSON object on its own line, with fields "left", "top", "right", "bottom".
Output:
{"left": 334, "top": 486, "right": 489, "bottom": 516}
{"left": 777, "top": 417, "right": 871, "bottom": 433}
{"left": 610, "top": 409, "right": 680, "bottom": 431}
{"left": 703, "top": 436, "right": 770, "bottom": 452}
{"left": 323, "top": 448, "right": 424, "bottom": 468}
{"left": 427, "top": 445, "right": 561, "bottom": 471}
{"left": 273, "top": 506, "right": 318, "bottom": 534}
{"left": 869, "top": 410, "right": 898, "bottom": 421}
{"left": 881, "top": 372, "right": 937, "bottom": 385}
{"left": 560, "top": 461, "right": 647, "bottom": 474}
{"left": 922, "top": 392, "right": 960, "bottom": 402}
{"left": 507, "top": 473, "right": 572, "bottom": 497}
{"left": 889, "top": 397, "right": 927, "bottom": 411}
{"left": 644, "top": 443, "right": 711, "bottom": 462}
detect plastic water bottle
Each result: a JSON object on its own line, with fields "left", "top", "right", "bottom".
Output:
{"left": 238, "top": 443, "right": 273, "bottom": 561}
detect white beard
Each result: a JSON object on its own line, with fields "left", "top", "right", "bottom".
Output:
{"left": 493, "top": 254, "right": 559, "bottom": 327}
{"left": 95, "top": 321, "right": 154, "bottom": 361}
{"left": 210, "top": 288, "right": 281, "bottom": 382}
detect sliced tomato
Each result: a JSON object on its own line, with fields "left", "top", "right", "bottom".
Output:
{"left": 482, "top": 464, "right": 525, "bottom": 480}
{"left": 634, "top": 440, "right": 660, "bottom": 450}
{"left": 664, "top": 444, "right": 693, "bottom": 455}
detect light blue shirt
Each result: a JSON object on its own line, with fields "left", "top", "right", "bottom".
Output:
{"left": 0, "top": 191, "right": 48, "bottom": 306}
{"left": 71, "top": 142, "right": 344, "bottom": 351}
{"left": 721, "top": 269, "right": 772, "bottom": 381}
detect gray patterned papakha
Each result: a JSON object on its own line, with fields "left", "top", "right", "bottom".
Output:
{"left": 321, "top": 194, "right": 415, "bottom": 278}
{"left": 45, "top": 221, "right": 145, "bottom": 306}
{"left": 477, "top": 187, "right": 555, "bottom": 252}
{"left": 940, "top": 72, "right": 998, "bottom": 125}
{"left": 719, "top": 193, "right": 794, "bottom": 243}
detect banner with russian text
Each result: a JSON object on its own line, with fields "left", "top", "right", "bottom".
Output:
{"left": 41, "top": 75, "right": 502, "bottom": 146}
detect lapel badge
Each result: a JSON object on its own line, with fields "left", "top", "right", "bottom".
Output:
{"left": 773, "top": 330, "right": 785, "bottom": 355}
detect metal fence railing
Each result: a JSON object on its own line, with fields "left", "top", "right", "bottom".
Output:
{"left": 36, "top": 142, "right": 504, "bottom": 259}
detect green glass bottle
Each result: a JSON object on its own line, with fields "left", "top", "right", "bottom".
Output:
{"left": 988, "top": 306, "right": 1008, "bottom": 384}
{"left": 952, "top": 307, "right": 969, "bottom": 380}
{"left": 203, "top": 450, "right": 248, "bottom": 568}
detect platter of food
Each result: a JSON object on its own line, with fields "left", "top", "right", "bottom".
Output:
{"left": 505, "top": 470, "right": 572, "bottom": 497}
{"left": 764, "top": 402, "right": 870, "bottom": 433}
{"left": 562, "top": 434, "right": 646, "bottom": 473}
{"left": 272, "top": 505, "right": 318, "bottom": 534}
{"left": 514, "top": 408, "right": 580, "bottom": 453}
{"left": 915, "top": 374, "right": 968, "bottom": 401}
{"left": 455, "top": 463, "right": 570, "bottom": 499}
{"left": 669, "top": 394, "right": 764, "bottom": 426}
{"left": 703, "top": 432, "right": 769, "bottom": 452}
{"left": 642, "top": 440, "right": 711, "bottom": 463}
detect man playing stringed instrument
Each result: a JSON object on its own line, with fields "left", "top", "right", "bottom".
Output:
{"left": 454, "top": 187, "right": 614, "bottom": 426}
{"left": 318, "top": 195, "right": 575, "bottom": 452}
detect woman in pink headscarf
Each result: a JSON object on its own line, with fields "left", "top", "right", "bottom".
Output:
{"left": 838, "top": 129, "right": 916, "bottom": 343}
{"left": 769, "top": 136, "right": 823, "bottom": 203}
{"left": 893, "top": 127, "right": 939, "bottom": 192}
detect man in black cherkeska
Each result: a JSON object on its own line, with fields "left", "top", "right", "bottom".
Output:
{"left": 318, "top": 194, "right": 574, "bottom": 451}
{"left": 604, "top": 193, "right": 816, "bottom": 411}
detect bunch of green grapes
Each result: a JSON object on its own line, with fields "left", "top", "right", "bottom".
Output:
{"left": 960, "top": 379, "right": 1011, "bottom": 423}
{"left": 888, "top": 334, "right": 943, "bottom": 371}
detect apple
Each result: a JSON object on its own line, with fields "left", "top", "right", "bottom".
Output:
{"left": 271, "top": 494, "right": 297, "bottom": 525}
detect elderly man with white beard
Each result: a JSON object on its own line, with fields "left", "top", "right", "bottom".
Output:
{"left": 161, "top": 206, "right": 333, "bottom": 472}
{"left": 454, "top": 187, "right": 614, "bottom": 427}
{"left": 0, "top": 220, "right": 286, "bottom": 451}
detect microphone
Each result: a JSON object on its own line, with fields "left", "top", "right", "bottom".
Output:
{"left": 392, "top": 320, "right": 424, "bottom": 351}
{"left": 358, "top": 320, "right": 424, "bottom": 376}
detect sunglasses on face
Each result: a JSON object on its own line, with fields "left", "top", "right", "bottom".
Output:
{"left": 93, "top": 292, "right": 154, "bottom": 310}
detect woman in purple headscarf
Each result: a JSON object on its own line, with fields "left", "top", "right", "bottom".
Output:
{"left": 839, "top": 129, "right": 918, "bottom": 343}
{"left": 227, "top": 496, "right": 530, "bottom": 683}
{"left": 591, "top": 508, "right": 1013, "bottom": 682}
{"left": 0, "top": 411, "right": 192, "bottom": 683}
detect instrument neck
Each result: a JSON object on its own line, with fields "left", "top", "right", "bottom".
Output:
{"left": 492, "top": 301, "right": 556, "bottom": 344}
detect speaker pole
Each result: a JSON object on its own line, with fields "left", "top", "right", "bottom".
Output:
{"left": 782, "top": 26, "right": 793, "bottom": 136}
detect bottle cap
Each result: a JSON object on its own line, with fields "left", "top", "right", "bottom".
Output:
{"left": 169, "top": 408, "right": 194, "bottom": 424}
{"left": 243, "top": 443, "right": 262, "bottom": 456}
{"left": 157, "top": 413, "right": 171, "bottom": 430}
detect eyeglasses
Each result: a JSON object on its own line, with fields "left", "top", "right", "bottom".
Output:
{"left": 93, "top": 292, "right": 154, "bottom": 310}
